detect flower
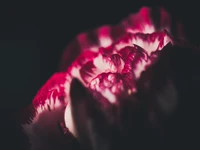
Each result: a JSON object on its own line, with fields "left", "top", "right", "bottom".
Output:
{"left": 19, "top": 7, "right": 184, "bottom": 150}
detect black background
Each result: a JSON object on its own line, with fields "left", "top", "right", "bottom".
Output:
{"left": 1, "top": 1, "right": 199, "bottom": 149}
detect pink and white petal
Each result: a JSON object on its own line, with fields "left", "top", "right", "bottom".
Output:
{"left": 110, "top": 54, "right": 125, "bottom": 72}
{"left": 60, "top": 25, "right": 125, "bottom": 71}
{"left": 131, "top": 30, "right": 172, "bottom": 55}
{"left": 21, "top": 101, "right": 68, "bottom": 150}
{"left": 97, "top": 25, "right": 113, "bottom": 47}
{"left": 60, "top": 7, "right": 183, "bottom": 71}
{"left": 89, "top": 73, "right": 125, "bottom": 104}
{"left": 80, "top": 54, "right": 125, "bottom": 85}
{"left": 59, "top": 30, "right": 100, "bottom": 71}
{"left": 99, "top": 46, "right": 115, "bottom": 56}
{"left": 122, "top": 46, "right": 148, "bottom": 91}
{"left": 115, "top": 30, "right": 172, "bottom": 58}
{"left": 75, "top": 50, "right": 98, "bottom": 66}
{"left": 65, "top": 50, "right": 98, "bottom": 86}
{"left": 121, "top": 7, "right": 155, "bottom": 34}
{"left": 92, "top": 54, "right": 123, "bottom": 74}
{"left": 76, "top": 25, "right": 126, "bottom": 51}
{"left": 122, "top": 46, "right": 148, "bottom": 75}
{"left": 113, "top": 33, "right": 133, "bottom": 51}
{"left": 121, "top": 7, "right": 175, "bottom": 35}
{"left": 32, "top": 73, "right": 67, "bottom": 107}
{"left": 20, "top": 73, "right": 76, "bottom": 150}
{"left": 121, "top": 6, "right": 185, "bottom": 38}
{"left": 79, "top": 61, "right": 97, "bottom": 85}
{"left": 118, "top": 46, "right": 134, "bottom": 61}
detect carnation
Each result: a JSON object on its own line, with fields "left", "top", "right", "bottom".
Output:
{"left": 20, "top": 7, "right": 188, "bottom": 150}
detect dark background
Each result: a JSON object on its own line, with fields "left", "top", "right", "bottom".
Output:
{"left": 1, "top": 1, "right": 199, "bottom": 149}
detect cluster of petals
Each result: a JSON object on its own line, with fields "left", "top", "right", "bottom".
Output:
{"left": 19, "top": 7, "right": 184, "bottom": 150}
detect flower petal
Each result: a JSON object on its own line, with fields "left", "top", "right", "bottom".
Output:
{"left": 30, "top": 73, "right": 66, "bottom": 109}
{"left": 80, "top": 54, "right": 124, "bottom": 85}
{"left": 60, "top": 7, "right": 184, "bottom": 71}
{"left": 122, "top": 45, "right": 148, "bottom": 91}
{"left": 122, "top": 7, "right": 155, "bottom": 34}
{"left": 121, "top": 6, "right": 184, "bottom": 37}
{"left": 118, "top": 46, "right": 134, "bottom": 60}
{"left": 131, "top": 30, "right": 172, "bottom": 55}
{"left": 89, "top": 72, "right": 124, "bottom": 103}
{"left": 19, "top": 73, "right": 78, "bottom": 150}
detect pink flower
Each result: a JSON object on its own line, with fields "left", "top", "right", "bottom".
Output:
{"left": 20, "top": 7, "right": 184, "bottom": 150}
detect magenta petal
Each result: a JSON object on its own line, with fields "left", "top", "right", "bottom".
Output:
{"left": 122, "top": 45, "right": 148, "bottom": 79}
{"left": 114, "top": 33, "right": 133, "bottom": 51}
{"left": 60, "top": 7, "right": 184, "bottom": 71}
{"left": 99, "top": 46, "right": 114, "bottom": 56}
{"left": 75, "top": 50, "right": 98, "bottom": 66}
{"left": 122, "top": 7, "right": 154, "bottom": 33}
{"left": 121, "top": 46, "right": 148, "bottom": 93}
{"left": 60, "top": 25, "right": 125, "bottom": 71}
{"left": 20, "top": 73, "right": 67, "bottom": 126}
{"left": 121, "top": 7, "right": 184, "bottom": 37}
{"left": 131, "top": 30, "right": 172, "bottom": 55}
{"left": 89, "top": 72, "right": 125, "bottom": 102}
{"left": 110, "top": 25, "right": 126, "bottom": 41}
{"left": 118, "top": 46, "right": 134, "bottom": 61}
{"left": 32, "top": 73, "right": 66, "bottom": 107}
{"left": 19, "top": 72, "right": 78, "bottom": 150}
{"left": 80, "top": 61, "right": 96, "bottom": 85}
{"left": 110, "top": 54, "right": 125, "bottom": 73}
{"left": 80, "top": 54, "right": 124, "bottom": 85}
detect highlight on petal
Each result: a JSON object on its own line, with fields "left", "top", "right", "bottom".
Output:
{"left": 79, "top": 54, "right": 125, "bottom": 85}
{"left": 64, "top": 101, "right": 77, "bottom": 138}
{"left": 97, "top": 25, "right": 113, "bottom": 47}
{"left": 122, "top": 7, "right": 155, "bottom": 33}
{"left": 92, "top": 54, "right": 122, "bottom": 74}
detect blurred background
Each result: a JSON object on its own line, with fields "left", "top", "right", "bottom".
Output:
{"left": 1, "top": 1, "right": 199, "bottom": 149}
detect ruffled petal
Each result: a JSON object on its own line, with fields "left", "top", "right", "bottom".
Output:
{"left": 121, "top": 45, "right": 148, "bottom": 92}
{"left": 122, "top": 7, "right": 155, "bottom": 34}
{"left": 121, "top": 7, "right": 184, "bottom": 37}
{"left": 89, "top": 72, "right": 125, "bottom": 103}
{"left": 32, "top": 73, "right": 67, "bottom": 107}
{"left": 80, "top": 54, "right": 125, "bottom": 85}
{"left": 60, "top": 7, "right": 183, "bottom": 71}
{"left": 131, "top": 30, "right": 172, "bottom": 55}
{"left": 19, "top": 73, "right": 78, "bottom": 150}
